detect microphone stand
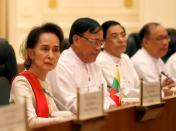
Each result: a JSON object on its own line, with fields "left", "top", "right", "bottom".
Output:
{"left": 42, "top": 88, "right": 76, "bottom": 115}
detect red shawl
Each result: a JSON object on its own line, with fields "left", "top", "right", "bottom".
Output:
{"left": 19, "top": 71, "right": 49, "bottom": 118}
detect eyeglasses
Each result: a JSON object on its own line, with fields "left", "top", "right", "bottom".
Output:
{"left": 78, "top": 34, "right": 105, "bottom": 47}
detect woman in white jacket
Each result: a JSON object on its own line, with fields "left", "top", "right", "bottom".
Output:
{"left": 10, "top": 23, "right": 74, "bottom": 129}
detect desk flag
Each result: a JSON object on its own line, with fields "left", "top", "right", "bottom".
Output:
{"left": 110, "top": 66, "right": 121, "bottom": 106}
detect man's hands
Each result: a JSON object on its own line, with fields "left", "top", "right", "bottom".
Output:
{"left": 162, "top": 78, "right": 176, "bottom": 96}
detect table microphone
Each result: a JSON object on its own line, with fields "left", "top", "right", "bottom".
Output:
{"left": 161, "top": 71, "right": 170, "bottom": 79}
{"left": 42, "top": 87, "right": 76, "bottom": 115}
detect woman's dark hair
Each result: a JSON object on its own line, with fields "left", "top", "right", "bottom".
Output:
{"left": 23, "top": 23, "right": 64, "bottom": 69}
{"left": 26, "top": 23, "right": 64, "bottom": 49}
{"left": 69, "top": 17, "right": 102, "bottom": 44}
{"left": 101, "top": 20, "right": 126, "bottom": 39}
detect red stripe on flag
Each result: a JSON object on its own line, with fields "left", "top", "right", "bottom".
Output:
{"left": 110, "top": 87, "right": 121, "bottom": 106}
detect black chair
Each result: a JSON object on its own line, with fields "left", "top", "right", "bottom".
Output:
{"left": 162, "top": 28, "right": 176, "bottom": 62}
{"left": 0, "top": 38, "right": 18, "bottom": 105}
{"left": 61, "top": 38, "right": 70, "bottom": 52}
{"left": 125, "top": 32, "right": 140, "bottom": 57}
{"left": 0, "top": 38, "right": 18, "bottom": 82}
{"left": 0, "top": 77, "right": 10, "bottom": 105}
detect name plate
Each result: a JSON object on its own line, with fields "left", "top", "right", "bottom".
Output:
{"left": 77, "top": 89, "right": 104, "bottom": 120}
{"left": 0, "top": 104, "right": 27, "bottom": 131}
{"left": 142, "top": 81, "right": 161, "bottom": 106}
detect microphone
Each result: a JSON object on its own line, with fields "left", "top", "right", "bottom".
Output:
{"left": 42, "top": 88, "right": 76, "bottom": 115}
{"left": 161, "top": 71, "right": 170, "bottom": 79}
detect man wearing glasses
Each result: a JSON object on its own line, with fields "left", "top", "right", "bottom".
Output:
{"left": 131, "top": 22, "right": 175, "bottom": 97}
{"left": 47, "top": 17, "right": 115, "bottom": 113}
{"left": 96, "top": 20, "right": 140, "bottom": 104}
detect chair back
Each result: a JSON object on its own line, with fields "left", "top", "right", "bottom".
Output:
{"left": 125, "top": 32, "right": 140, "bottom": 57}
{"left": 162, "top": 28, "right": 176, "bottom": 62}
{"left": 61, "top": 38, "right": 70, "bottom": 52}
{"left": 0, "top": 38, "right": 18, "bottom": 105}
{"left": 0, "top": 38, "right": 18, "bottom": 82}
{"left": 0, "top": 77, "right": 10, "bottom": 105}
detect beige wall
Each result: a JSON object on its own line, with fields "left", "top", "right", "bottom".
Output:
{"left": 0, "top": 0, "right": 8, "bottom": 38}
{"left": 7, "top": 0, "right": 176, "bottom": 63}
{"left": 139, "top": 0, "right": 176, "bottom": 28}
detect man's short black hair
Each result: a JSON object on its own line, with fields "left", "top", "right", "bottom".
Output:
{"left": 69, "top": 17, "right": 101, "bottom": 44}
{"left": 101, "top": 20, "right": 126, "bottom": 39}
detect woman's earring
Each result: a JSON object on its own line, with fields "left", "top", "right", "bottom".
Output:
{"left": 24, "top": 57, "right": 32, "bottom": 69}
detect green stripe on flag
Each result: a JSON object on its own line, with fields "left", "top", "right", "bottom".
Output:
{"left": 112, "top": 78, "right": 120, "bottom": 92}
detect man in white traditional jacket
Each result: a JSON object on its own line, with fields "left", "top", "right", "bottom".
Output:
{"left": 47, "top": 18, "right": 115, "bottom": 113}
{"left": 96, "top": 20, "right": 140, "bottom": 100}
{"left": 131, "top": 22, "right": 175, "bottom": 97}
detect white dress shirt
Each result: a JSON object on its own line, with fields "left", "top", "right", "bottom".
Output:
{"left": 131, "top": 48, "right": 167, "bottom": 82}
{"left": 166, "top": 53, "right": 176, "bottom": 78}
{"left": 47, "top": 48, "right": 115, "bottom": 113}
{"left": 10, "top": 76, "right": 73, "bottom": 129}
{"left": 96, "top": 51, "right": 140, "bottom": 98}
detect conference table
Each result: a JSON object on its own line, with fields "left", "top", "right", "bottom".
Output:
{"left": 32, "top": 96, "right": 176, "bottom": 131}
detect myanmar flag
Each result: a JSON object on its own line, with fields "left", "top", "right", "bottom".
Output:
{"left": 110, "top": 67, "right": 121, "bottom": 106}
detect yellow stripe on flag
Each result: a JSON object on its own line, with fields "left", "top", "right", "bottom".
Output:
{"left": 115, "top": 66, "right": 120, "bottom": 82}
